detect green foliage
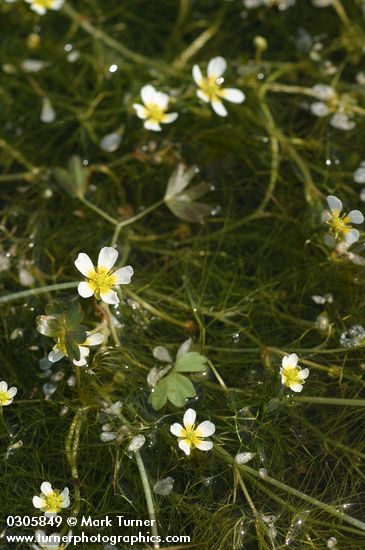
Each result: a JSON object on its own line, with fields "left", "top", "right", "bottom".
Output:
{"left": 53, "top": 156, "right": 89, "bottom": 199}
{"left": 164, "top": 164, "right": 211, "bottom": 223}
{"left": 149, "top": 351, "right": 207, "bottom": 410}
{"left": 36, "top": 302, "right": 87, "bottom": 361}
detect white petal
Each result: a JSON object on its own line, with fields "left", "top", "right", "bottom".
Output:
{"left": 141, "top": 84, "right": 156, "bottom": 105}
{"left": 40, "top": 482, "right": 53, "bottom": 496}
{"left": 0, "top": 381, "right": 8, "bottom": 392}
{"left": 345, "top": 228, "right": 359, "bottom": 245}
{"left": 183, "top": 408, "right": 196, "bottom": 429}
{"left": 178, "top": 439, "right": 191, "bottom": 455}
{"left": 48, "top": 347, "right": 65, "bottom": 363}
{"left": 74, "top": 253, "right": 94, "bottom": 277}
{"left": 176, "top": 338, "right": 192, "bottom": 359}
{"left": 30, "top": 5, "right": 47, "bottom": 15}
{"left": 196, "top": 420, "right": 215, "bottom": 437}
{"left": 162, "top": 112, "right": 178, "bottom": 124}
{"left": 61, "top": 497, "right": 70, "bottom": 508}
{"left": 98, "top": 247, "right": 118, "bottom": 270}
{"left": 281, "top": 356, "right": 289, "bottom": 368}
{"left": 290, "top": 382, "right": 303, "bottom": 392}
{"left": 100, "top": 288, "right": 119, "bottom": 305}
{"left": 192, "top": 64, "right": 203, "bottom": 86}
{"left": 52, "top": 0, "right": 65, "bottom": 10}
{"left": 312, "top": 84, "right": 335, "bottom": 101}
{"left": 195, "top": 440, "right": 213, "bottom": 451}
{"left": 33, "top": 496, "right": 45, "bottom": 509}
{"left": 300, "top": 368, "right": 309, "bottom": 380}
{"left": 221, "top": 88, "right": 245, "bottom": 103}
{"left": 154, "top": 91, "right": 169, "bottom": 109}
{"left": 211, "top": 100, "right": 228, "bottom": 117}
{"left": 7, "top": 386, "right": 17, "bottom": 398}
{"left": 73, "top": 346, "right": 89, "bottom": 367}
{"left": 85, "top": 332, "right": 104, "bottom": 346}
{"left": 287, "top": 353, "right": 298, "bottom": 366}
{"left": 207, "top": 56, "right": 227, "bottom": 78}
{"left": 348, "top": 210, "right": 364, "bottom": 224}
{"left": 133, "top": 103, "right": 148, "bottom": 119}
{"left": 77, "top": 281, "right": 94, "bottom": 298}
{"left": 170, "top": 423, "right": 184, "bottom": 437}
{"left": 144, "top": 119, "right": 161, "bottom": 131}
{"left": 310, "top": 101, "right": 329, "bottom": 117}
{"left": 197, "top": 90, "right": 210, "bottom": 103}
{"left": 327, "top": 195, "right": 342, "bottom": 213}
{"left": 153, "top": 346, "right": 172, "bottom": 363}
{"left": 61, "top": 487, "right": 69, "bottom": 499}
{"left": 113, "top": 265, "right": 134, "bottom": 284}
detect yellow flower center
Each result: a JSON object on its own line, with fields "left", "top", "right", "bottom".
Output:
{"left": 0, "top": 390, "right": 10, "bottom": 405}
{"left": 181, "top": 425, "right": 202, "bottom": 448}
{"left": 282, "top": 367, "right": 301, "bottom": 386}
{"left": 145, "top": 103, "right": 167, "bottom": 123}
{"left": 86, "top": 266, "right": 117, "bottom": 297}
{"left": 327, "top": 209, "right": 351, "bottom": 238}
{"left": 200, "top": 77, "right": 223, "bottom": 101}
{"left": 33, "top": 0, "right": 56, "bottom": 7}
{"left": 44, "top": 491, "right": 63, "bottom": 513}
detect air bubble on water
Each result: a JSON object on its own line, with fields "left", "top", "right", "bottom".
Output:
{"left": 67, "top": 50, "right": 80, "bottom": 63}
{"left": 259, "top": 468, "right": 267, "bottom": 479}
{"left": 10, "top": 328, "right": 23, "bottom": 340}
{"left": 100, "top": 432, "right": 116, "bottom": 442}
{"left": 285, "top": 510, "right": 310, "bottom": 545}
{"left": 6, "top": 440, "right": 23, "bottom": 460}
{"left": 233, "top": 519, "right": 246, "bottom": 549}
{"left": 354, "top": 164, "right": 365, "bottom": 184}
{"left": 100, "top": 131, "right": 122, "bottom": 153}
{"left": 232, "top": 331, "right": 240, "bottom": 344}
{"left": 127, "top": 434, "right": 145, "bottom": 453}
{"left": 325, "top": 159, "right": 331, "bottom": 166}
{"left": 42, "top": 383, "right": 57, "bottom": 399}
{"left": 64, "top": 43, "right": 73, "bottom": 52}
{"left": 40, "top": 97, "right": 56, "bottom": 124}
{"left": 109, "top": 64, "right": 118, "bottom": 73}
{"left": 235, "top": 452, "right": 255, "bottom": 464}
{"left": 82, "top": 159, "right": 89, "bottom": 166}
{"left": 153, "top": 477, "right": 175, "bottom": 496}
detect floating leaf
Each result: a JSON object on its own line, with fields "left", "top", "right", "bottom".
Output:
{"left": 164, "top": 164, "right": 211, "bottom": 223}
{"left": 149, "top": 372, "right": 196, "bottom": 410}
{"left": 53, "top": 155, "right": 89, "bottom": 199}
{"left": 174, "top": 351, "right": 207, "bottom": 373}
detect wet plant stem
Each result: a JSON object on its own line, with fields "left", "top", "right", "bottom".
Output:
{"left": 0, "top": 282, "right": 78, "bottom": 305}
{"left": 80, "top": 197, "right": 119, "bottom": 226}
{"left": 103, "top": 309, "right": 160, "bottom": 548}
{"left": 215, "top": 446, "right": 365, "bottom": 532}
{"left": 65, "top": 408, "right": 87, "bottom": 516}
{"left": 111, "top": 199, "right": 164, "bottom": 247}
{"left": 291, "top": 396, "right": 365, "bottom": 407}
{"left": 208, "top": 360, "right": 229, "bottom": 393}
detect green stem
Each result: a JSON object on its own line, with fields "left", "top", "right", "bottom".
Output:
{"left": 0, "top": 282, "right": 78, "bottom": 305}
{"left": 102, "top": 303, "right": 121, "bottom": 348}
{"left": 111, "top": 200, "right": 164, "bottom": 247}
{"left": 65, "top": 408, "right": 88, "bottom": 516}
{"left": 134, "top": 450, "right": 160, "bottom": 549}
{"left": 80, "top": 197, "right": 119, "bottom": 226}
{"left": 291, "top": 396, "right": 365, "bottom": 407}
{"left": 215, "top": 446, "right": 365, "bottom": 532}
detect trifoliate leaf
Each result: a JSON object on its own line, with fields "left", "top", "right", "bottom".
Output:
{"left": 149, "top": 372, "right": 196, "bottom": 410}
{"left": 53, "top": 155, "right": 89, "bottom": 199}
{"left": 164, "top": 164, "right": 211, "bottom": 223}
{"left": 173, "top": 352, "right": 207, "bottom": 373}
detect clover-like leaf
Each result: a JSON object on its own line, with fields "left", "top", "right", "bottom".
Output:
{"left": 164, "top": 164, "right": 211, "bottom": 223}
{"left": 173, "top": 352, "right": 207, "bottom": 373}
{"left": 53, "top": 155, "right": 89, "bottom": 199}
{"left": 149, "top": 372, "right": 196, "bottom": 410}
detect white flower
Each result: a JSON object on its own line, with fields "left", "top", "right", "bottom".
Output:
{"left": 32, "top": 530, "right": 72, "bottom": 550}
{"left": 48, "top": 331, "right": 104, "bottom": 367}
{"left": 0, "top": 380, "right": 17, "bottom": 406}
{"left": 75, "top": 246, "right": 134, "bottom": 305}
{"left": 25, "top": 0, "right": 65, "bottom": 16}
{"left": 192, "top": 57, "right": 245, "bottom": 117}
{"left": 310, "top": 84, "right": 356, "bottom": 131}
{"left": 325, "top": 195, "right": 364, "bottom": 246}
{"left": 133, "top": 85, "right": 178, "bottom": 132}
{"left": 170, "top": 408, "right": 215, "bottom": 455}
{"left": 32, "top": 482, "right": 70, "bottom": 515}
{"left": 280, "top": 353, "right": 309, "bottom": 392}
{"left": 244, "top": 0, "right": 295, "bottom": 8}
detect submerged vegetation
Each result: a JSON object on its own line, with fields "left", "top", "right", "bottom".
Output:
{"left": 2, "top": 0, "right": 365, "bottom": 548}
